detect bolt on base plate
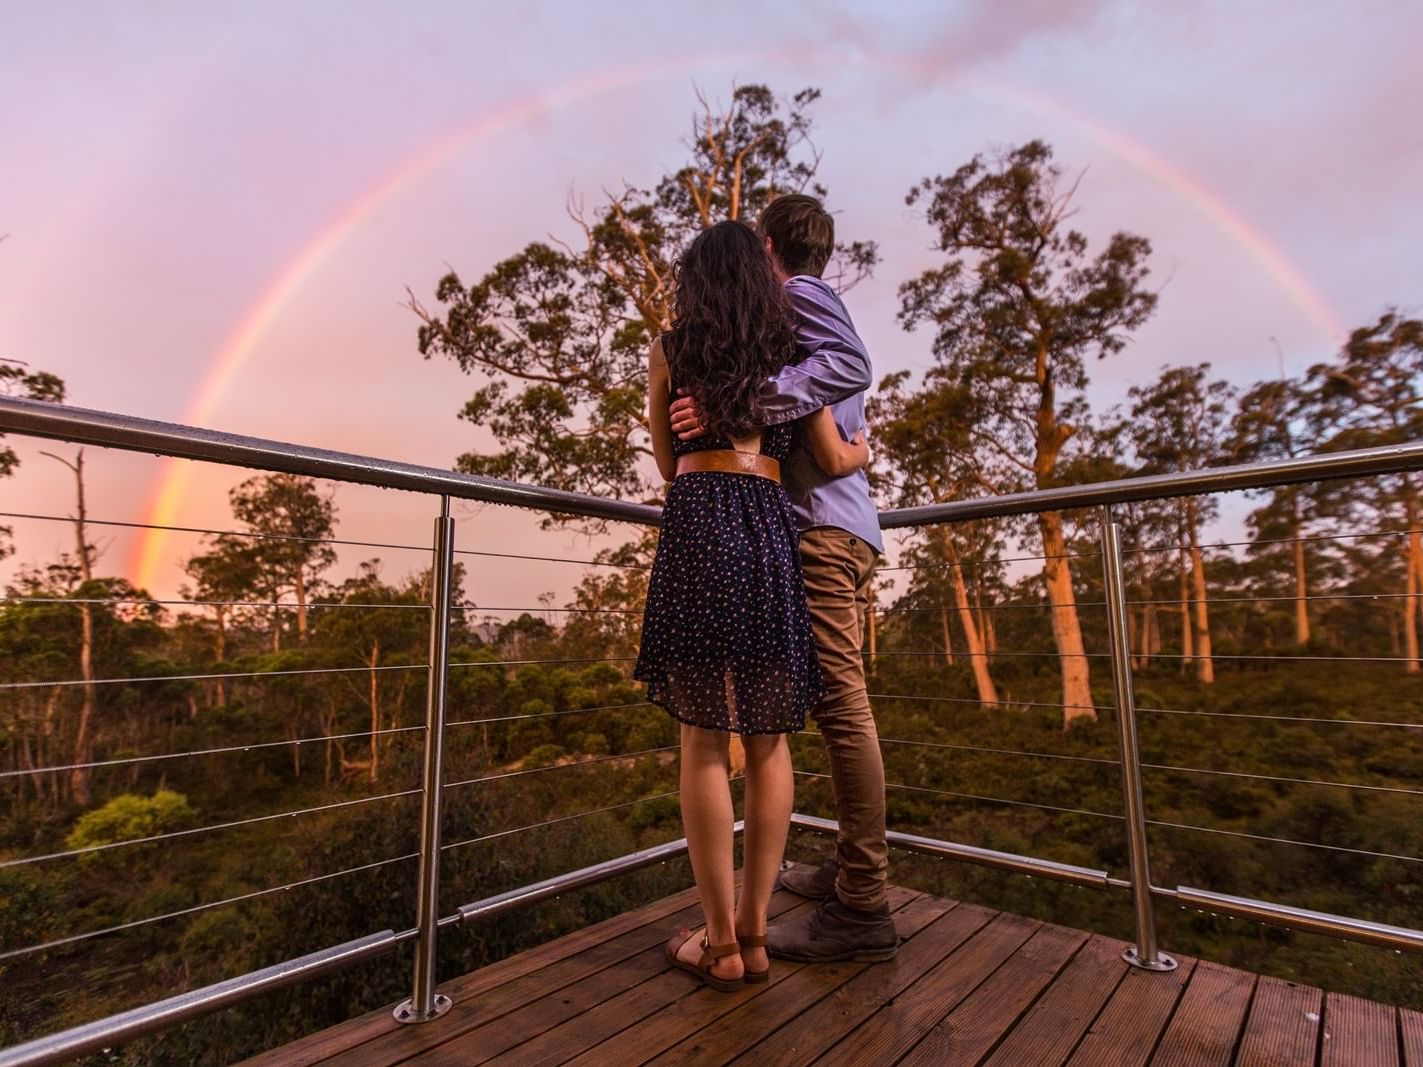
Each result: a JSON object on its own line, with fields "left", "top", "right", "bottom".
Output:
{"left": 393, "top": 993, "right": 452, "bottom": 1024}
{"left": 1123, "top": 947, "right": 1179, "bottom": 972}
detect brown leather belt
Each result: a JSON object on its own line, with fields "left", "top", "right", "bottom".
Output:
{"left": 675, "top": 450, "right": 781, "bottom": 483}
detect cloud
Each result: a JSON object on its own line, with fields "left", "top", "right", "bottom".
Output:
{"left": 813, "top": 0, "right": 1108, "bottom": 76}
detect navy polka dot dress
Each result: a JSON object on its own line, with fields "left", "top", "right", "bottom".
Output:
{"left": 635, "top": 419, "right": 823, "bottom": 735}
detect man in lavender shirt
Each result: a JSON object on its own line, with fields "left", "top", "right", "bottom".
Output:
{"left": 670, "top": 194, "right": 897, "bottom": 962}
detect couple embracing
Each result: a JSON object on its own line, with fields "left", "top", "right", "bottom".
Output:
{"left": 633, "top": 195, "right": 895, "bottom": 990}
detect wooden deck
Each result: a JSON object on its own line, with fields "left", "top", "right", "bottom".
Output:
{"left": 238, "top": 875, "right": 1422, "bottom": 1066}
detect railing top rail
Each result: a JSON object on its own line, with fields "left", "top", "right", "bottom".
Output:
{"left": 877, "top": 439, "right": 1423, "bottom": 528}
{"left": 6, "top": 396, "right": 1422, "bottom": 533}
{"left": 0, "top": 397, "right": 662, "bottom": 527}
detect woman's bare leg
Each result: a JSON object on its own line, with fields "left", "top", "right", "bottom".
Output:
{"left": 677, "top": 723, "right": 743, "bottom": 979}
{"left": 737, "top": 732, "right": 793, "bottom": 974}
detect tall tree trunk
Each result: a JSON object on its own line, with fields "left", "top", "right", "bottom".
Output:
{"left": 972, "top": 578, "right": 994, "bottom": 653}
{"left": 1290, "top": 491, "right": 1310, "bottom": 646}
{"left": 1405, "top": 545, "right": 1420, "bottom": 674}
{"left": 368, "top": 638, "right": 380, "bottom": 783}
{"left": 949, "top": 560, "right": 998, "bottom": 707}
{"left": 1186, "top": 500, "right": 1214, "bottom": 683}
{"left": 46, "top": 449, "right": 97, "bottom": 806}
{"left": 1405, "top": 486, "right": 1422, "bottom": 673}
{"left": 939, "top": 605, "right": 955, "bottom": 666}
{"left": 1408, "top": 526, "right": 1423, "bottom": 674}
{"left": 42, "top": 686, "right": 61, "bottom": 806}
{"left": 1038, "top": 512, "right": 1094, "bottom": 727}
{"left": 295, "top": 567, "right": 309, "bottom": 643}
{"left": 1128, "top": 609, "right": 1140, "bottom": 670}
{"left": 1178, "top": 551, "right": 1193, "bottom": 671}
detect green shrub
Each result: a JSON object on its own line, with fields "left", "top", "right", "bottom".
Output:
{"left": 65, "top": 790, "right": 196, "bottom": 853}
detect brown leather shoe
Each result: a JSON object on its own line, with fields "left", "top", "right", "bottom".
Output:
{"left": 767, "top": 898, "right": 899, "bottom": 963}
{"left": 778, "top": 857, "right": 839, "bottom": 901}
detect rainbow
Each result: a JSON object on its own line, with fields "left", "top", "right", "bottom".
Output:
{"left": 130, "top": 54, "right": 731, "bottom": 589}
{"left": 132, "top": 49, "right": 1349, "bottom": 592}
{"left": 977, "top": 78, "right": 1347, "bottom": 342}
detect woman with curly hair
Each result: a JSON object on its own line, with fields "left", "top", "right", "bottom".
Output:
{"left": 635, "top": 219, "right": 867, "bottom": 990}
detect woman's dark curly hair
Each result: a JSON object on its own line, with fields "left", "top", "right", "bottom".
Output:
{"left": 665, "top": 220, "right": 799, "bottom": 442}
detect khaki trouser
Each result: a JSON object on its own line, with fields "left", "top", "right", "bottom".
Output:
{"left": 799, "top": 526, "right": 888, "bottom": 910}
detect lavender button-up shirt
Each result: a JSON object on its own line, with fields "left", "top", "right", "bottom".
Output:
{"left": 760, "top": 275, "right": 884, "bottom": 554}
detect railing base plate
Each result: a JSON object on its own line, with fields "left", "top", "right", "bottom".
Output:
{"left": 392, "top": 994, "right": 452, "bottom": 1025}
{"left": 1123, "top": 947, "right": 1178, "bottom": 972}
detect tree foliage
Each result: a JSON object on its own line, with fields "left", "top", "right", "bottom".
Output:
{"left": 897, "top": 140, "right": 1158, "bottom": 724}
{"left": 408, "top": 84, "right": 876, "bottom": 506}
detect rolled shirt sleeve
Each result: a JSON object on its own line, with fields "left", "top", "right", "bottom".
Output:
{"left": 760, "top": 276, "right": 872, "bottom": 424}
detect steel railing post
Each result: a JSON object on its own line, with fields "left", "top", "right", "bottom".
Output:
{"left": 394, "top": 496, "right": 456, "bottom": 1023}
{"left": 1099, "top": 505, "right": 1178, "bottom": 972}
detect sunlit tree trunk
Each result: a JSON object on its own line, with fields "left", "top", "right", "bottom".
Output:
{"left": 932, "top": 529, "right": 996, "bottom": 706}
{"left": 1289, "top": 490, "right": 1310, "bottom": 646}
{"left": 1178, "top": 551, "right": 1193, "bottom": 671}
{"left": 973, "top": 579, "right": 995, "bottom": 654}
{"left": 1406, "top": 542, "right": 1420, "bottom": 673}
{"left": 295, "top": 567, "right": 309, "bottom": 644}
{"left": 1186, "top": 499, "right": 1214, "bottom": 683}
{"left": 367, "top": 638, "right": 380, "bottom": 782}
{"left": 950, "top": 561, "right": 998, "bottom": 707}
{"left": 1403, "top": 482, "right": 1422, "bottom": 673}
{"left": 1039, "top": 512, "right": 1094, "bottom": 726}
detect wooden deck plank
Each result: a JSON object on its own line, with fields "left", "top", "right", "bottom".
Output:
{"left": 331, "top": 894, "right": 730, "bottom": 1067}
{"left": 1321, "top": 992, "right": 1401, "bottom": 1067}
{"left": 1402, "top": 1009, "right": 1423, "bottom": 1066}
{"left": 235, "top": 879, "right": 1412, "bottom": 1067}
{"left": 564, "top": 887, "right": 923, "bottom": 1067}
{"left": 896, "top": 922, "right": 1088, "bottom": 1067}
{"left": 1235, "top": 975, "right": 1324, "bottom": 1067}
{"left": 422, "top": 897, "right": 817, "bottom": 1067}
{"left": 235, "top": 881, "right": 708, "bottom": 1067}
{"left": 814, "top": 911, "right": 1043, "bottom": 1067}
{"left": 649, "top": 894, "right": 973, "bottom": 1067}
{"left": 1149, "top": 960, "right": 1256, "bottom": 1067}
{"left": 983, "top": 935, "right": 1132, "bottom": 1067}
{"left": 408, "top": 893, "right": 808, "bottom": 1067}
{"left": 1067, "top": 953, "right": 1197, "bottom": 1067}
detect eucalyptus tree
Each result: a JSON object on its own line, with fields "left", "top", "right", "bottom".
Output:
{"left": 408, "top": 84, "right": 876, "bottom": 509}
{"left": 897, "top": 141, "right": 1157, "bottom": 725}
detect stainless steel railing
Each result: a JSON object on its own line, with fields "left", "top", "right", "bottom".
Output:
{"left": 2, "top": 394, "right": 1422, "bottom": 1066}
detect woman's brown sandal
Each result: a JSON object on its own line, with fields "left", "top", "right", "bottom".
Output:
{"left": 738, "top": 931, "right": 770, "bottom": 984}
{"left": 665, "top": 929, "right": 743, "bottom": 992}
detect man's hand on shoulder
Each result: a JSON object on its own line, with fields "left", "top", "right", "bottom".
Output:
{"left": 669, "top": 392, "right": 707, "bottom": 440}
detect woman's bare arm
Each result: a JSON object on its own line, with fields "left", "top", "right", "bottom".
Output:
{"left": 804, "top": 406, "right": 869, "bottom": 476}
{"left": 648, "top": 338, "right": 678, "bottom": 482}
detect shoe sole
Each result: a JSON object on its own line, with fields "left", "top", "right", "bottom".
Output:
{"left": 768, "top": 943, "right": 899, "bottom": 964}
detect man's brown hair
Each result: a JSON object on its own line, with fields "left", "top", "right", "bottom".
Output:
{"left": 757, "top": 194, "right": 835, "bottom": 278}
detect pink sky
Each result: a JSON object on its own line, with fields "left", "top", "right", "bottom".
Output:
{"left": 2, "top": 1, "right": 1420, "bottom": 611}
